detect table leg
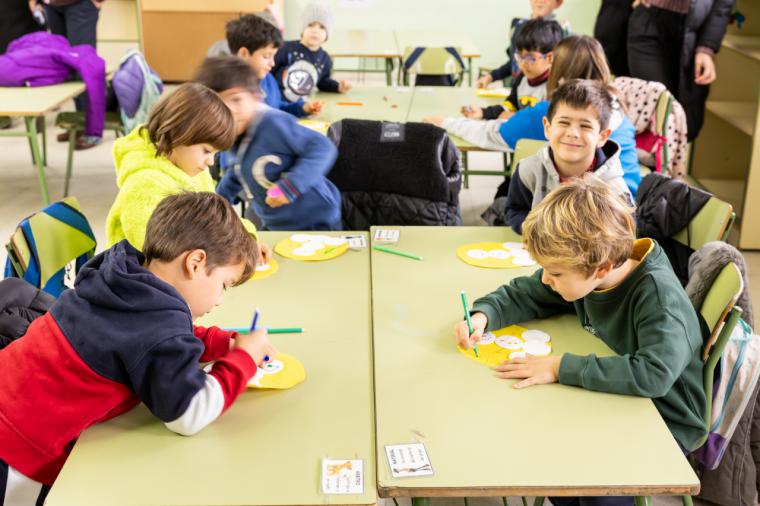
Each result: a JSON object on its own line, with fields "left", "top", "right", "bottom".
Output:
{"left": 24, "top": 116, "right": 51, "bottom": 205}
{"left": 634, "top": 497, "right": 653, "bottom": 506}
{"left": 468, "top": 57, "right": 473, "bottom": 86}
{"left": 411, "top": 498, "right": 429, "bottom": 506}
{"left": 385, "top": 57, "right": 393, "bottom": 86}
{"left": 462, "top": 151, "right": 469, "bottom": 189}
{"left": 40, "top": 116, "right": 47, "bottom": 167}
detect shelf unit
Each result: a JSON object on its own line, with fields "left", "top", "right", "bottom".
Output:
{"left": 690, "top": 0, "right": 760, "bottom": 249}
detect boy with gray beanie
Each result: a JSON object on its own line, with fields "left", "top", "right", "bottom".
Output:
{"left": 272, "top": 1, "right": 352, "bottom": 102}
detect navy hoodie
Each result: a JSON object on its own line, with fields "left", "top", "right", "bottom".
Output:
{"left": 0, "top": 241, "right": 255, "bottom": 484}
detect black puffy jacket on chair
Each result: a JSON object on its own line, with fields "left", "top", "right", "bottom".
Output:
{"left": 327, "top": 119, "right": 462, "bottom": 229}
{"left": 0, "top": 278, "right": 54, "bottom": 349}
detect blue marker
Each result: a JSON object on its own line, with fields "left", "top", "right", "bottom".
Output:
{"left": 250, "top": 308, "right": 270, "bottom": 362}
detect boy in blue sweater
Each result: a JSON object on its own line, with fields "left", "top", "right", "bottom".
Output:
{"left": 226, "top": 14, "right": 323, "bottom": 118}
{"left": 195, "top": 56, "right": 341, "bottom": 231}
{"left": 272, "top": 2, "right": 351, "bottom": 103}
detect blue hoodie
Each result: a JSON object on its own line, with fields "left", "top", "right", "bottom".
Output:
{"left": 216, "top": 107, "right": 341, "bottom": 230}
{"left": 498, "top": 100, "right": 641, "bottom": 197}
{"left": 261, "top": 73, "right": 308, "bottom": 118}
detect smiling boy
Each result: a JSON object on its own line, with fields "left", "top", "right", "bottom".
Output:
{"left": 504, "top": 79, "right": 632, "bottom": 234}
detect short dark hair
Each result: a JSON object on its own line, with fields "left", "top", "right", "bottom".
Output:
{"left": 514, "top": 17, "right": 564, "bottom": 54}
{"left": 226, "top": 14, "right": 283, "bottom": 54}
{"left": 546, "top": 79, "right": 614, "bottom": 130}
{"left": 143, "top": 192, "right": 259, "bottom": 285}
{"left": 194, "top": 56, "right": 261, "bottom": 94}
{"left": 144, "top": 82, "right": 236, "bottom": 157}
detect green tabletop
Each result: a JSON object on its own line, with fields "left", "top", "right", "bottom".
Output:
{"left": 394, "top": 30, "right": 481, "bottom": 58}
{"left": 325, "top": 29, "right": 400, "bottom": 58}
{"left": 0, "top": 82, "right": 86, "bottom": 116}
{"left": 46, "top": 231, "right": 376, "bottom": 506}
{"left": 370, "top": 226, "right": 699, "bottom": 498}
{"left": 314, "top": 86, "right": 415, "bottom": 124}
{"left": 405, "top": 86, "right": 504, "bottom": 151}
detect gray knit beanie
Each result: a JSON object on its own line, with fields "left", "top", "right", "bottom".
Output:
{"left": 301, "top": 2, "right": 334, "bottom": 39}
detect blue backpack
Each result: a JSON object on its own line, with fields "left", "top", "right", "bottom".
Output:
{"left": 4, "top": 197, "right": 96, "bottom": 297}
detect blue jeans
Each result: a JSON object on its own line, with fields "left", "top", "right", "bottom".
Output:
{"left": 43, "top": 0, "right": 100, "bottom": 114}
{"left": 548, "top": 497, "right": 633, "bottom": 506}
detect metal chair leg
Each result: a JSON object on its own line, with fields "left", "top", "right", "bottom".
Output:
{"left": 24, "top": 116, "right": 51, "bottom": 205}
{"left": 64, "top": 127, "right": 77, "bottom": 197}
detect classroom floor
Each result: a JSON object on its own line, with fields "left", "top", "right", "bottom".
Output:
{"left": 0, "top": 77, "right": 756, "bottom": 506}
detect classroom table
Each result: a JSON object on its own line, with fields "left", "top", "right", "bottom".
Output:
{"left": 45, "top": 231, "right": 376, "bottom": 506}
{"left": 370, "top": 226, "right": 700, "bottom": 503}
{"left": 394, "top": 30, "right": 482, "bottom": 86}
{"left": 324, "top": 29, "right": 400, "bottom": 86}
{"left": 0, "top": 82, "right": 86, "bottom": 205}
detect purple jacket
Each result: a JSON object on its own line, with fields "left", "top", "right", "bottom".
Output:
{"left": 0, "top": 32, "right": 105, "bottom": 137}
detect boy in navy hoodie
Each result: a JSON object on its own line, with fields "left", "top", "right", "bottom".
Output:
{"left": 271, "top": 1, "right": 351, "bottom": 103}
{"left": 0, "top": 192, "right": 275, "bottom": 501}
{"left": 195, "top": 56, "right": 342, "bottom": 231}
{"left": 226, "top": 14, "right": 323, "bottom": 118}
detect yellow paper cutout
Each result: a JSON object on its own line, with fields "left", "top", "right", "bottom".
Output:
{"left": 248, "top": 352, "right": 306, "bottom": 389}
{"left": 298, "top": 119, "right": 330, "bottom": 134}
{"left": 458, "top": 325, "right": 552, "bottom": 367}
{"left": 456, "top": 241, "right": 537, "bottom": 269}
{"left": 251, "top": 257, "right": 279, "bottom": 281}
{"left": 475, "top": 87, "right": 510, "bottom": 98}
{"left": 275, "top": 234, "right": 349, "bottom": 262}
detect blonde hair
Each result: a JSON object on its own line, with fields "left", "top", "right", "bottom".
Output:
{"left": 546, "top": 35, "right": 612, "bottom": 96}
{"left": 143, "top": 82, "right": 236, "bottom": 157}
{"left": 522, "top": 175, "right": 636, "bottom": 276}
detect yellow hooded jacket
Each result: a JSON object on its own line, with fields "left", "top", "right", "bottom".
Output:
{"left": 106, "top": 127, "right": 257, "bottom": 250}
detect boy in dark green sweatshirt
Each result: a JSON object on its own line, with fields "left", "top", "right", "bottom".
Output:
{"left": 455, "top": 176, "right": 706, "bottom": 504}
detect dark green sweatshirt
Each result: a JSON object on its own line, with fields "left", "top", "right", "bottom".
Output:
{"left": 471, "top": 239, "right": 707, "bottom": 450}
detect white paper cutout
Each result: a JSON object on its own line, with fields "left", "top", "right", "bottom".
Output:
{"left": 260, "top": 359, "right": 284, "bottom": 374}
{"left": 291, "top": 234, "right": 312, "bottom": 243}
{"left": 478, "top": 332, "right": 496, "bottom": 345}
{"left": 488, "top": 249, "right": 510, "bottom": 259}
{"left": 325, "top": 237, "right": 347, "bottom": 246}
{"left": 495, "top": 335, "right": 523, "bottom": 350}
{"left": 522, "top": 330, "right": 550, "bottom": 342}
{"left": 523, "top": 340, "right": 552, "bottom": 356}
{"left": 292, "top": 247, "right": 315, "bottom": 256}
{"left": 467, "top": 249, "right": 488, "bottom": 259}
{"left": 509, "top": 351, "right": 527, "bottom": 360}
{"left": 502, "top": 242, "right": 524, "bottom": 250}
{"left": 256, "top": 263, "right": 271, "bottom": 271}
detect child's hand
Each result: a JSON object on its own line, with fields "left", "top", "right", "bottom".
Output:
{"left": 265, "top": 194, "right": 290, "bottom": 208}
{"left": 460, "top": 105, "right": 483, "bottom": 119}
{"left": 303, "top": 100, "right": 324, "bottom": 115}
{"left": 454, "top": 312, "right": 487, "bottom": 348}
{"left": 493, "top": 355, "right": 562, "bottom": 389}
{"left": 234, "top": 328, "right": 278, "bottom": 366}
{"left": 338, "top": 80, "right": 352, "bottom": 93}
{"left": 257, "top": 242, "right": 272, "bottom": 265}
{"left": 497, "top": 109, "right": 515, "bottom": 120}
{"left": 475, "top": 74, "right": 493, "bottom": 89}
{"left": 423, "top": 116, "right": 445, "bottom": 127}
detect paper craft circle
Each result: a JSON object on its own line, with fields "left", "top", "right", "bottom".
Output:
{"left": 502, "top": 242, "right": 524, "bottom": 250}
{"left": 275, "top": 235, "right": 349, "bottom": 261}
{"left": 523, "top": 340, "right": 552, "bottom": 356}
{"left": 248, "top": 352, "right": 306, "bottom": 389}
{"left": 522, "top": 329, "right": 550, "bottom": 342}
{"left": 457, "top": 242, "right": 536, "bottom": 269}
{"left": 251, "top": 257, "right": 279, "bottom": 281}
{"left": 458, "top": 325, "right": 553, "bottom": 368}
{"left": 479, "top": 332, "right": 496, "bottom": 345}
{"left": 495, "top": 335, "right": 523, "bottom": 350}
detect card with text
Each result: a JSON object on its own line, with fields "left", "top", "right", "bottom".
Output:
{"left": 342, "top": 234, "right": 367, "bottom": 249}
{"left": 385, "top": 443, "right": 433, "bottom": 478}
{"left": 373, "top": 229, "right": 400, "bottom": 244}
{"left": 321, "top": 459, "right": 364, "bottom": 494}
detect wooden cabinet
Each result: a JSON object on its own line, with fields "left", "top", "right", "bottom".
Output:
{"left": 690, "top": 0, "right": 760, "bottom": 249}
{"left": 139, "top": 0, "right": 272, "bottom": 82}
{"left": 97, "top": 0, "right": 141, "bottom": 69}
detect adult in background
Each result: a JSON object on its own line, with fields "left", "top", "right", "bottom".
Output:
{"left": 594, "top": 0, "right": 633, "bottom": 77}
{"left": 42, "top": 0, "right": 104, "bottom": 150}
{"left": 625, "top": 0, "right": 733, "bottom": 141}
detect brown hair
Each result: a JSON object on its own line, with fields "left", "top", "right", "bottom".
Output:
{"left": 194, "top": 56, "right": 261, "bottom": 95}
{"left": 547, "top": 79, "right": 614, "bottom": 129}
{"left": 546, "top": 35, "right": 612, "bottom": 96}
{"left": 522, "top": 175, "right": 636, "bottom": 276}
{"left": 143, "top": 192, "right": 258, "bottom": 285}
{"left": 143, "top": 82, "right": 236, "bottom": 157}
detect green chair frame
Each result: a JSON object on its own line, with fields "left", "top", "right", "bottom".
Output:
{"left": 672, "top": 196, "right": 736, "bottom": 250}
{"left": 401, "top": 46, "right": 465, "bottom": 87}
{"left": 55, "top": 111, "right": 126, "bottom": 197}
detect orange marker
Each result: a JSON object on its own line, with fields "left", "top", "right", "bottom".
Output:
{"left": 336, "top": 101, "right": 364, "bottom": 106}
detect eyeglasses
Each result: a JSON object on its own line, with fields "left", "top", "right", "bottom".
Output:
{"left": 515, "top": 53, "right": 549, "bottom": 65}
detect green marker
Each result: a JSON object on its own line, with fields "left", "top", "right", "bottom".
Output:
{"left": 267, "top": 327, "right": 305, "bottom": 334}
{"left": 323, "top": 246, "right": 337, "bottom": 255}
{"left": 460, "top": 291, "right": 479, "bottom": 358}
{"left": 372, "top": 244, "right": 423, "bottom": 261}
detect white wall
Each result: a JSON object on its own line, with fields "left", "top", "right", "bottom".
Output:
{"left": 283, "top": 0, "right": 601, "bottom": 69}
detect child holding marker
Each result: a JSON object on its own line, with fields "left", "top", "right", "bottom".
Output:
{"left": 0, "top": 192, "right": 275, "bottom": 503}
{"left": 455, "top": 176, "right": 706, "bottom": 505}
